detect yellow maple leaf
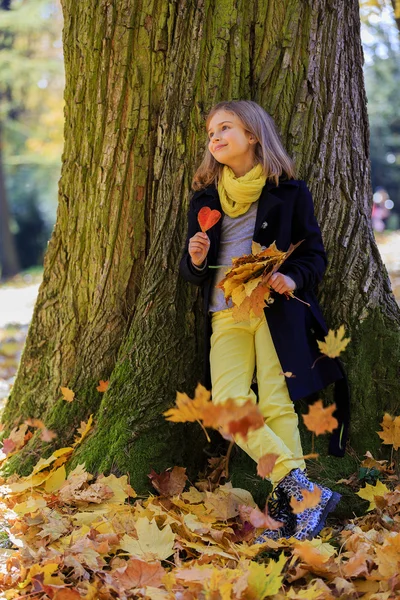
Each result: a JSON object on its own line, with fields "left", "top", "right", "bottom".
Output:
{"left": 376, "top": 413, "right": 400, "bottom": 450}
{"left": 356, "top": 480, "right": 391, "bottom": 511}
{"left": 60, "top": 386, "right": 75, "bottom": 402}
{"left": 246, "top": 552, "right": 287, "bottom": 598}
{"left": 302, "top": 400, "right": 338, "bottom": 435}
{"left": 163, "top": 384, "right": 211, "bottom": 423}
{"left": 120, "top": 517, "right": 175, "bottom": 561}
{"left": 317, "top": 325, "right": 351, "bottom": 358}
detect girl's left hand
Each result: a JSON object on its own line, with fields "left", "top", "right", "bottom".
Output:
{"left": 269, "top": 272, "right": 297, "bottom": 294}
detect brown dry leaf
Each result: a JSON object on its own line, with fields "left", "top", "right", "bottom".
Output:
{"left": 361, "top": 451, "right": 390, "bottom": 473}
{"left": 113, "top": 557, "right": 165, "bottom": 590}
{"left": 290, "top": 487, "right": 322, "bottom": 514}
{"left": 60, "top": 386, "right": 75, "bottom": 402}
{"left": 376, "top": 413, "right": 400, "bottom": 450}
{"left": 317, "top": 325, "right": 351, "bottom": 358}
{"left": 257, "top": 453, "right": 279, "bottom": 478}
{"left": 302, "top": 400, "right": 338, "bottom": 435}
{"left": 148, "top": 466, "right": 187, "bottom": 496}
{"left": 97, "top": 380, "right": 109, "bottom": 392}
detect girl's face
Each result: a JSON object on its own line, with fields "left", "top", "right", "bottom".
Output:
{"left": 207, "top": 109, "right": 257, "bottom": 174}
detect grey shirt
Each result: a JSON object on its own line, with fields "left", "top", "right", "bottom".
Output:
{"left": 208, "top": 201, "right": 259, "bottom": 313}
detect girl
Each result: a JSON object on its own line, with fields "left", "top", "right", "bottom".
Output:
{"left": 179, "top": 100, "right": 350, "bottom": 541}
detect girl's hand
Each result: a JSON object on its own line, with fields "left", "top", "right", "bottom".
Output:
{"left": 189, "top": 232, "right": 210, "bottom": 266}
{"left": 270, "top": 272, "right": 297, "bottom": 294}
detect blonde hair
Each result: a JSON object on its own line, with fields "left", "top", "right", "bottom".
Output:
{"left": 192, "top": 100, "right": 296, "bottom": 190}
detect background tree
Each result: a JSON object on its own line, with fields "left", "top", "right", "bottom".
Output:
{"left": 2, "top": 0, "right": 400, "bottom": 516}
{"left": 0, "top": 0, "right": 64, "bottom": 276}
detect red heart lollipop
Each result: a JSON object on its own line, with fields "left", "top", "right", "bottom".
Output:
{"left": 198, "top": 206, "right": 222, "bottom": 232}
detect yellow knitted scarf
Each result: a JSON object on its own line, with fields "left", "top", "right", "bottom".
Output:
{"left": 218, "top": 163, "right": 267, "bottom": 218}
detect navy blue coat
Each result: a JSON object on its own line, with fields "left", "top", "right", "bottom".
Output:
{"left": 179, "top": 176, "right": 350, "bottom": 457}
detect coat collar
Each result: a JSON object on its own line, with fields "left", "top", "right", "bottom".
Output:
{"left": 193, "top": 176, "right": 300, "bottom": 238}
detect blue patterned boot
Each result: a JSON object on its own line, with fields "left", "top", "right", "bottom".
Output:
{"left": 255, "top": 484, "right": 297, "bottom": 542}
{"left": 275, "top": 468, "right": 341, "bottom": 541}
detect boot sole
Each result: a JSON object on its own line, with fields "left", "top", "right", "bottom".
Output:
{"left": 308, "top": 490, "right": 342, "bottom": 540}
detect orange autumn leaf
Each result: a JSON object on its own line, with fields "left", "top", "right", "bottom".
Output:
{"left": 290, "top": 486, "right": 322, "bottom": 514}
{"left": 257, "top": 453, "right": 279, "bottom": 478}
{"left": 302, "top": 400, "right": 338, "bottom": 435}
{"left": 201, "top": 398, "right": 265, "bottom": 441}
{"left": 97, "top": 380, "right": 109, "bottom": 392}
{"left": 197, "top": 206, "right": 222, "bottom": 232}
{"left": 60, "top": 386, "right": 75, "bottom": 402}
{"left": 376, "top": 413, "right": 400, "bottom": 450}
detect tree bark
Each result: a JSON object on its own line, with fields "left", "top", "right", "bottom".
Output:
{"left": 3, "top": 0, "right": 399, "bottom": 513}
{"left": 0, "top": 123, "right": 20, "bottom": 278}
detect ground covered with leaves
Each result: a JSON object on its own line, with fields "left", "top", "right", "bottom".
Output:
{"left": 0, "top": 381, "right": 399, "bottom": 599}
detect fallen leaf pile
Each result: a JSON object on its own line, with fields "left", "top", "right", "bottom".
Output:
{"left": 0, "top": 386, "right": 398, "bottom": 599}
{"left": 216, "top": 240, "right": 303, "bottom": 322}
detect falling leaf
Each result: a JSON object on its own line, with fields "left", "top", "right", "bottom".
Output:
{"left": 120, "top": 518, "right": 175, "bottom": 561}
{"left": 302, "top": 400, "right": 338, "bottom": 435}
{"left": 25, "top": 418, "right": 57, "bottom": 442}
{"left": 376, "top": 413, "right": 400, "bottom": 450}
{"left": 60, "top": 386, "right": 75, "bottom": 402}
{"left": 280, "top": 371, "right": 296, "bottom": 378}
{"left": 239, "top": 503, "right": 283, "bottom": 530}
{"left": 1, "top": 423, "right": 29, "bottom": 455}
{"left": 317, "top": 325, "right": 351, "bottom": 358}
{"left": 356, "top": 480, "right": 391, "bottom": 511}
{"left": 201, "top": 398, "right": 265, "bottom": 441}
{"left": 197, "top": 206, "right": 222, "bottom": 232}
{"left": 163, "top": 384, "right": 212, "bottom": 423}
{"left": 97, "top": 380, "right": 109, "bottom": 392}
{"left": 148, "top": 466, "right": 187, "bottom": 496}
{"left": 290, "top": 487, "right": 322, "bottom": 514}
{"left": 257, "top": 453, "right": 279, "bottom": 478}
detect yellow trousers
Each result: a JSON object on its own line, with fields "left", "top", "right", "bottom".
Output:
{"left": 210, "top": 308, "right": 306, "bottom": 487}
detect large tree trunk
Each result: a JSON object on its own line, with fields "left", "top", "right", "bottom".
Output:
{"left": 3, "top": 1, "right": 399, "bottom": 513}
{"left": 0, "top": 123, "right": 20, "bottom": 278}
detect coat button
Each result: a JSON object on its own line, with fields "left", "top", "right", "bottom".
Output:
{"left": 261, "top": 221, "right": 268, "bottom": 229}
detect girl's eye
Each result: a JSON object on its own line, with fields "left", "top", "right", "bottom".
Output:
{"left": 209, "top": 125, "right": 229, "bottom": 139}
